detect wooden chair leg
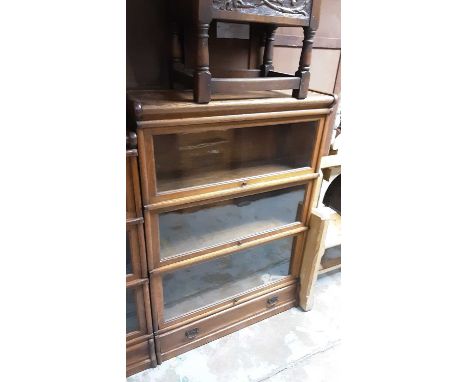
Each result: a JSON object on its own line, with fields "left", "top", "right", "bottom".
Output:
{"left": 260, "top": 25, "right": 277, "bottom": 77}
{"left": 293, "top": 26, "right": 315, "bottom": 99}
{"left": 194, "top": 22, "right": 211, "bottom": 104}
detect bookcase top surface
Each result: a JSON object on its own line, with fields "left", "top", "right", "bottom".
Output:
{"left": 128, "top": 89, "right": 335, "bottom": 122}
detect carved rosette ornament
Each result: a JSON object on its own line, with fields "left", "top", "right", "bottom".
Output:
{"left": 213, "top": 0, "right": 311, "bottom": 17}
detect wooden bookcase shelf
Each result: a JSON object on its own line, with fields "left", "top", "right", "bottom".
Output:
{"left": 318, "top": 245, "right": 341, "bottom": 275}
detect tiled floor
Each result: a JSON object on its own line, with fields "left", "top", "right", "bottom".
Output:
{"left": 128, "top": 271, "right": 341, "bottom": 382}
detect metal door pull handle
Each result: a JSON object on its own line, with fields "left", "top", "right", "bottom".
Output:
{"left": 185, "top": 328, "right": 199, "bottom": 340}
{"left": 267, "top": 296, "right": 279, "bottom": 307}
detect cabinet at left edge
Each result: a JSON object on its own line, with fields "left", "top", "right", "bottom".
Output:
{"left": 126, "top": 132, "right": 157, "bottom": 376}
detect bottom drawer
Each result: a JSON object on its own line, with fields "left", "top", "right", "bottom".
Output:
{"left": 126, "top": 337, "right": 156, "bottom": 377}
{"left": 157, "top": 284, "right": 297, "bottom": 361}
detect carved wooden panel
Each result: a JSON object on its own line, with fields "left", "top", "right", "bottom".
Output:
{"left": 212, "top": 0, "right": 312, "bottom": 20}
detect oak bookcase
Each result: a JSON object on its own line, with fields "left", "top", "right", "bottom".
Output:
{"left": 126, "top": 89, "right": 335, "bottom": 375}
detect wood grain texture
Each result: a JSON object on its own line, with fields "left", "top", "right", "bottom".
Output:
{"left": 211, "top": 76, "right": 301, "bottom": 93}
{"left": 126, "top": 155, "right": 143, "bottom": 220}
{"left": 298, "top": 207, "right": 335, "bottom": 311}
{"left": 128, "top": 89, "right": 335, "bottom": 121}
{"left": 126, "top": 338, "right": 157, "bottom": 376}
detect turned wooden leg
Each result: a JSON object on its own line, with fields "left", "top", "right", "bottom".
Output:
{"left": 194, "top": 23, "right": 211, "bottom": 104}
{"left": 293, "top": 26, "right": 316, "bottom": 99}
{"left": 170, "top": 22, "right": 183, "bottom": 88}
{"left": 260, "top": 25, "right": 277, "bottom": 77}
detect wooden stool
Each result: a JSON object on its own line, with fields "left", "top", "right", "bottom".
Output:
{"left": 171, "top": 0, "right": 322, "bottom": 103}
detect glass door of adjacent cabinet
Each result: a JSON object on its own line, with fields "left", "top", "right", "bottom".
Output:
{"left": 126, "top": 222, "right": 152, "bottom": 340}
{"left": 126, "top": 224, "right": 145, "bottom": 282}
{"left": 126, "top": 286, "right": 150, "bottom": 338}
{"left": 159, "top": 235, "right": 298, "bottom": 322}
{"left": 126, "top": 288, "right": 140, "bottom": 334}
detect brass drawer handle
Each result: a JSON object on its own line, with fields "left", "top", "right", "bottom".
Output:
{"left": 185, "top": 328, "right": 199, "bottom": 340}
{"left": 267, "top": 296, "right": 279, "bottom": 308}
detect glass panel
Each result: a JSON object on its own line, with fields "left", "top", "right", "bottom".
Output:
{"left": 126, "top": 231, "right": 132, "bottom": 274}
{"left": 163, "top": 236, "right": 294, "bottom": 321}
{"left": 126, "top": 289, "right": 139, "bottom": 333}
{"left": 159, "top": 185, "right": 306, "bottom": 258}
{"left": 154, "top": 122, "right": 317, "bottom": 192}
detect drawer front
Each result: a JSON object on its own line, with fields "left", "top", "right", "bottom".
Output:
{"left": 126, "top": 338, "right": 156, "bottom": 377}
{"left": 158, "top": 284, "right": 296, "bottom": 355}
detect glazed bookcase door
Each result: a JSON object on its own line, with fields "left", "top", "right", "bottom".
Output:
{"left": 139, "top": 118, "right": 324, "bottom": 207}
{"left": 153, "top": 122, "right": 317, "bottom": 193}
{"left": 150, "top": 228, "right": 306, "bottom": 330}
{"left": 145, "top": 181, "right": 313, "bottom": 269}
{"left": 163, "top": 235, "right": 296, "bottom": 321}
